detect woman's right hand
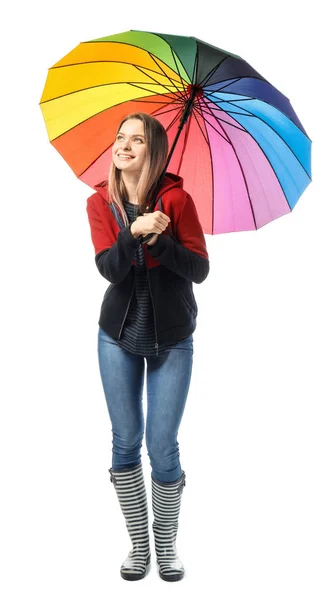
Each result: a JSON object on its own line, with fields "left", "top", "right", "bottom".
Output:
{"left": 134, "top": 211, "right": 171, "bottom": 237}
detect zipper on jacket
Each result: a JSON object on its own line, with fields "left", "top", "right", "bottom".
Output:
{"left": 110, "top": 201, "right": 159, "bottom": 354}
{"left": 117, "top": 280, "right": 135, "bottom": 341}
{"left": 144, "top": 256, "right": 159, "bottom": 357}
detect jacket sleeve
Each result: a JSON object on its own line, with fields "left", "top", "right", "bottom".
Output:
{"left": 86, "top": 195, "right": 141, "bottom": 284}
{"left": 146, "top": 193, "right": 210, "bottom": 284}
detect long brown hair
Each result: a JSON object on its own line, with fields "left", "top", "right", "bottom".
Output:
{"left": 107, "top": 113, "right": 168, "bottom": 225}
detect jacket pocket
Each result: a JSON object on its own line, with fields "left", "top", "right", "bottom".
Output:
{"left": 102, "top": 283, "right": 114, "bottom": 303}
{"left": 180, "top": 291, "right": 197, "bottom": 317}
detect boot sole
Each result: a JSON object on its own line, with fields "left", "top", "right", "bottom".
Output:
{"left": 158, "top": 568, "right": 185, "bottom": 582}
{"left": 120, "top": 554, "right": 151, "bottom": 580}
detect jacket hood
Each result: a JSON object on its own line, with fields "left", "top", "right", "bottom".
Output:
{"left": 93, "top": 172, "right": 184, "bottom": 202}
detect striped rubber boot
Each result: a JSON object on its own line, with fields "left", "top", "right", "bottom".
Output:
{"left": 109, "top": 463, "right": 151, "bottom": 580}
{"left": 151, "top": 470, "right": 186, "bottom": 582}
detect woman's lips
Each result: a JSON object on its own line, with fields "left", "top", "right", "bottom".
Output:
{"left": 117, "top": 154, "right": 134, "bottom": 160}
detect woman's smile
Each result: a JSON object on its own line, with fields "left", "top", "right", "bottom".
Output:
{"left": 118, "top": 154, "right": 135, "bottom": 160}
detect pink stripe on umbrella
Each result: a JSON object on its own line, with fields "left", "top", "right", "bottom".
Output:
{"left": 201, "top": 98, "right": 291, "bottom": 233}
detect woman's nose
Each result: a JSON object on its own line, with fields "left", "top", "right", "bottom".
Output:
{"left": 121, "top": 139, "right": 131, "bottom": 149}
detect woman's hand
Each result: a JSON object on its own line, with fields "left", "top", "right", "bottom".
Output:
{"left": 135, "top": 211, "right": 170, "bottom": 237}
{"left": 143, "top": 214, "right": 161, "bottom": 246}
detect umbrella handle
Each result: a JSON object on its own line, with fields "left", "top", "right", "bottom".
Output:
{"left": 141, "top": 232, "right": 156, "bottom": 244}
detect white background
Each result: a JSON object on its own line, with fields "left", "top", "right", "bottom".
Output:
{"left": 1, "top": 1, "right": 332, "bottom": 598}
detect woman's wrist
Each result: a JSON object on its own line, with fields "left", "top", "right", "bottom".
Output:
{"left": 129, "top": 220, "right": 158, "bottom": 244}
{"left": 130, "top": 220, "right": 141, "bottom": 239}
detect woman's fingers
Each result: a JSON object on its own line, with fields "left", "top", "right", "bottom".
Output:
{"left": 141, "top": 211, "right": 170, "bottom": 235}
{"left": 143, "top": 211, "right": 170, "bottom": 225}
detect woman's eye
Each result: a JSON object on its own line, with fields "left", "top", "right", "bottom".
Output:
{"left": 115, "top": 135, "right": 143, "bottom": 142}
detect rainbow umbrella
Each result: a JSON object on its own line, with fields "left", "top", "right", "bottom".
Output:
{"left": 39, "top": 29, "right": 312, "bottom": 234}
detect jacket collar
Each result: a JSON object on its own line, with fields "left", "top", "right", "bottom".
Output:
{"left": 93, "top": 172, "right": 184, "bottom": 202}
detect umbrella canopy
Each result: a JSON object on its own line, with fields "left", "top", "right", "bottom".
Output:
{"left": 39, "top": 29, "right": 312, "bottom": 234}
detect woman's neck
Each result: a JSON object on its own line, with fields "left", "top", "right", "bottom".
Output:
{"left": 121, "top": 171, "right": 140, "bottom": 204}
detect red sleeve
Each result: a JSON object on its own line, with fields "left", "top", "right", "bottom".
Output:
{"left": 175, "top": 193, "right": 209, "bottom": 260}
{"left": 86, "top": 194, "right": 141, "bottom": 284}
{"left": 86, "top": 194, "right": 114, "bottom": 255}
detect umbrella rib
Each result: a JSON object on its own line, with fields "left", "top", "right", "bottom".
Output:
{"left": 44, "top": 44, "right": 190, "bottom": 107}
{"left": 169, "top": 47, "right": 189, "bottom": 93}
{"left": 148, "top": 52, "right": 188, "bottom": 100}
{"left": 150, "top": 104, "right": 189, "bottom": 175}
{"left": 133, "top": 99, "right": 182, "bottom": 104}
{"left": 208, "top": 85, "right": 312, "bottom": 144}
{"left": 205, "top": 95, "right": 254, "bottom": 115}
{"left": 196, "top": 104, "right": 232, "bottom": 142}
{"left": 135, "top": 95, "right": 183, "bottom": 110}
{"left": 191, "top": 40, "right": 199, "bottom": 84}
{"left": 149, "top": 33, "right": 192, "bottom": 86}
{"left": 175, "top": 114, "right": 193, "bottom": 175}
{"left": 199, "top": 56, "right": 230, "bottom": 88}
{"left": 199, "top": 106, "right": 248, "bottom": 135}
{"left": 50, "top": 95, "right": 172, "bottom": 142}
{"left": 204, "top": 95, "right": 269, "bottom": 131}
{"left": 207, "top": 92, "right": 267, "bottom": 120}
{"left": 190, "top": 105, "right": 210, "bottom": 145}
{"left": 203, "top": 94, "right": 312, "bottom": 180}
{"left": 50, "top": 58, "right": 185, "bottom": 89}
{"left": 204, "top": 78, "right": 277, "bottom": 100}
{"left": 201, "top": 96, "right": 260, "bottom": 227}
{"left": 204, "top": 78, "right": 244, "bottom": 96}
{"left": 133, "top": 64, "right": 186, "bottom": 99}
{"left": 204, "top": 80, "right": 312, "bottom": 139}
{"left": 205, "top": 86, "right": 262, "bottom": 111}
{"left": 155, "top": 106, "right": 185, "bottom": 133}
{"left": 40, "top": 80, "right": 183, "bottom": 105}
{"left": 150, "top": 103, "right": 186, "bottom": 119}
{"left": 128, "top": 81, "right": 184, "bottom": 103}
{"left": 193, "top": 101, "right": 215, "bottom": 235}
{"left": 199, "top": 100, "right": 247, "bottom": 136}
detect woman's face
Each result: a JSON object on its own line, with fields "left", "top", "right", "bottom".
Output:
{"left": 112, "top": 119, "right": 147, "bottom": 175}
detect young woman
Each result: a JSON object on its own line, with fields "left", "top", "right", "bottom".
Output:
{"left": 86, "top": 112, "right": 210, "bottom": 582}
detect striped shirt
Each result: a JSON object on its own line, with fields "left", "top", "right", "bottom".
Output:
{"left": 114, "top": 200, "right": 175, "bottom": 356}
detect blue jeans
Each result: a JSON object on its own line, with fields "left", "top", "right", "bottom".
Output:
{"left": 97, "top": 326, "right": 194, "bottom": 482}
